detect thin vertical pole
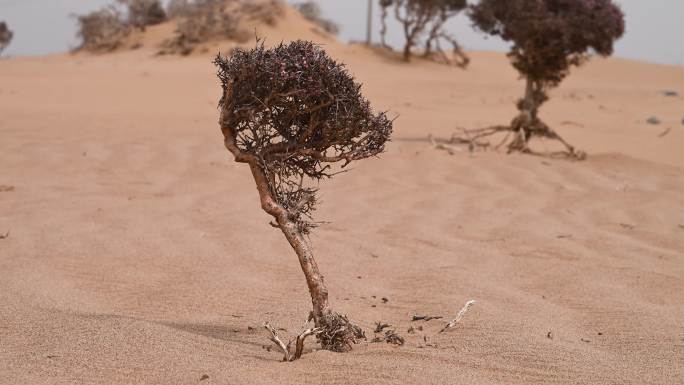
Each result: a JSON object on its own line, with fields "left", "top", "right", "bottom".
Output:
{"left": 366, "top": 0, "right": 373, "bottom": 45}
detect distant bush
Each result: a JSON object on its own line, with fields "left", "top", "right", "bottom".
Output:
{"left": 117, "top": 0, "right": 167, "bottom": 29}
{"left": 75, "top": 7, "right": 130, "bottom": 52}
{"left": 240, "top": 0, "right": 284, "bottom": 26}
{"left": 380, "top": 0, "right": 468, "bottom": 66}
{"left": 294, "top": 1, "right": 340, "bottom": 35}
{"left": 160, "top": 0, "right": 284, "bottom": 56}
{"left": 75, "top": 1, "right": 167, "bottom": 53}
{"left": 0, "top": 22, "right": 13, "bottom": 55}
{"left": 445, "top": 0, "right": 625, "bottom": 158}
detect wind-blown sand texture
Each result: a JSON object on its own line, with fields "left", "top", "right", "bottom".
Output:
{"left": 1, "top": 5, "right": 683, "bottom": 385}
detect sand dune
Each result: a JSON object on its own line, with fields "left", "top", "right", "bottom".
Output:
{"left": 1, "top": 5, "right": 683, "bottom": 385}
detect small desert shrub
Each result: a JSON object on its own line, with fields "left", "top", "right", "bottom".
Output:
{"left": 381, "top": 0, "right": 468, "bottom": 65}
{"left": 454, "top": 0, "right": 625, "bottom": 158}
{"left": 240, "top": 0, "right": 284, "bottom": 26}
{"left": 0, "top": 22, "right": 13, "bottom": 55}
{"left": 160, "top": 1, "right": 251, "bottom": 55}
{"left": 76, "top": 7, "right": 130, "bottom": 52}
{"left": 294, "top": 1, "right": 340, "bottom": 35}
{"left": 160, "top": 0, "right": 284, "bottom": 56}
{"left": 117, "top": 0, "right": 167, "bottom": 29}
{"left": 216, "top": 40, "right": 392, "bottom": 357}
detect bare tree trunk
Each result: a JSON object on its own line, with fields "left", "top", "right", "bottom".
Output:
{"left": 245, "top": 162, "right": 331, "bottom": 324}
{"left": 380, "top": 6, "right": 389, "bottom": 48}
{"left": 523, "top": 77, "right": 537, "bottom": 118}
{"left": 366, "top": 0, "right": 373, "bottom": 45}
{"left": 508, "top": 77, "right": 536, "bottom": 152}
{"left": 403, "top": 42, "right": 412, "bottom": 61}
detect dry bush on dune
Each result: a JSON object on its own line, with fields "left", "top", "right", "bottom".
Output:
{"left": 294, "top": 1, "right": 340, "bottom": 35}
{"left": 240, "top": 0, "right": 285, "bottom": 26}
{"left": 381, "top": 0, "right": 468, "bottom": 66}
{"left": 161, "top": 8, "right": 249, "bottom": 55}
{"left": 75, "top": 7, "right": 130, "bottom": 52}
{"left": 75, "top": 0, "right": 166, "bottom": 52}
{"left": 117, "top": 0, "right": 167, "bottom": 29}
{"left": 160, "top": 0, "right": 284, "bottom": 56}
{"left": 0, "top": 22, "right": 13, "bottom": 56}
{"left": 441, "top": 0, "right": 625, "bottom": 159}
{"left": 215, "top": 40, "right": 392, "bottom": 361}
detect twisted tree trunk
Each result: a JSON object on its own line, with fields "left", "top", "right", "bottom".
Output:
{"left": 247, "top": 163, "right": 332, "bottom": 322}
{"left": 220, "top": 97, "right": 362, "bottom": 354}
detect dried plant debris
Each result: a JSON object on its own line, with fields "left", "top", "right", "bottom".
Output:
{"left": 372, "top": 328, "right": 405, "bottom": 346}
{"left": 263, "top": 322, "right": 321, "bottom": 362}
{"left": 374, "top": 322, "right": 392, "bottom": 333}
{"left": 438, "top": 300, "right": 476, "bottom": 333}
{"left": 646, "top": 116, "right": 661, "bottom": 125}
{"left": 411, "top": 314, "right": 443, "bottom": 322}
{"left": 317, "top": 313, "right": 366, "bottom": 352}
{"left": 658, "top": 127, "right": 672, "bottom": 137}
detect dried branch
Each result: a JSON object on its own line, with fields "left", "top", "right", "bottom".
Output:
{"left": 438, "top": 300, "right": 476, "bottom": 333}
{"left": 263, "top": 322, "right": 321, "bottom": 362}
{"left": 411, "top": 314, "right": 443, "bottom": 322}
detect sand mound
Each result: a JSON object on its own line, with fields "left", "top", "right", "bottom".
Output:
{"left": 76, "top": 0, "right": 339, "bottom": 56}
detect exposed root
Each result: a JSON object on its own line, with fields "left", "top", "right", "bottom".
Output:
{"left": 432, "top": 119, "right": 586, "bottom": 160}
{"left": 317, "top": 312, "right": 365, "bottom": 352}
{"left": 263, "top": 322, "right": 321, "bottom": 362}
{"left": 438, "top": 300, "right": 476, "bottom": 334}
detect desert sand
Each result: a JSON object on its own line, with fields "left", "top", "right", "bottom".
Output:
{"left": 1, "top": 6, "right": 683, "bottom": 385}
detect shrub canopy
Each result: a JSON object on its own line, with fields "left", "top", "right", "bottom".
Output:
{"left": 470, "top": 0, "right": 625, "bottom": 85}
{"left": 215, "top": 41, "right": 392, "bottom": 231}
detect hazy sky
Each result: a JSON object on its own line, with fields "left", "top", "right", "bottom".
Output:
{"left": 1, "top": 0, "right": 682, "bottom": 65}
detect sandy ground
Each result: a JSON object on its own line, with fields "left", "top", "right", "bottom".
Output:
{"left": 1, "top": 6, "right": 683, "bottom": 385}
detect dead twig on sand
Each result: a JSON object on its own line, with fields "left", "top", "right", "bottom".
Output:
{"left": 374, "top": 322, "right": 392, "bottom": 333}
{"left": 658, "top": 127, "right": 672, "bottom": 138}
{"left": 411, "top": 314, "right": 443, "bottom": 322}
{"left": 438, "top": 300, "right": 476, "bottom": 334}
{"left": 371, "top": 321, "right": 404, "bottom": 345}
{"left": 263, "top": 322, "right": 321, "bottom": 362}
